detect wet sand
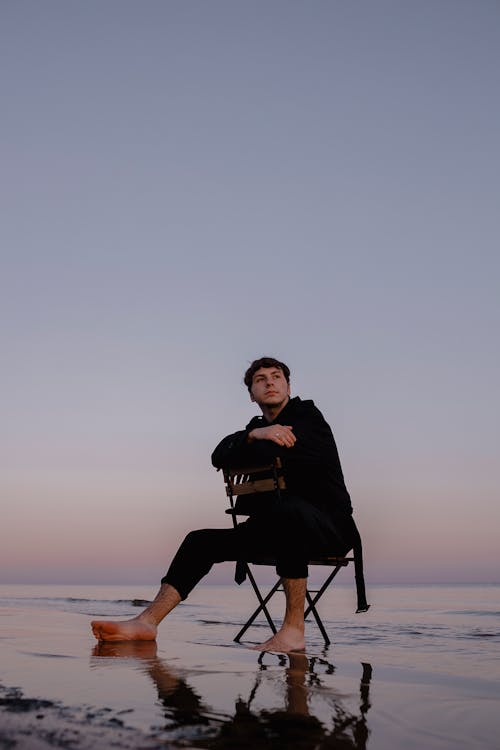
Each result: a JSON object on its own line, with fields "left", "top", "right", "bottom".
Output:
{"left": 1, "top": 585, "right": 499, "bottom": 749}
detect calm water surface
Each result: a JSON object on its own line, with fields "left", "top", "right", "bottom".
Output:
{"left": 0, "top": 583, "right": 499, "bottom": 749}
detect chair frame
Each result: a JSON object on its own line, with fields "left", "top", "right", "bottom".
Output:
{"left": 223, "top": 458, "right": 354, "bottom": 646}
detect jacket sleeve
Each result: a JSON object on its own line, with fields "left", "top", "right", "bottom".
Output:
{"left": 212, "top": 413, "right": 272, "bottom": 467}
{"left": 211, "top": 430, "right": 251, "bottom": 468}
{"left": 229, "top": 407, "right": 334, "bottom": 467}
{"left": 211, "top": 405, "right": 339, "bottom": 473}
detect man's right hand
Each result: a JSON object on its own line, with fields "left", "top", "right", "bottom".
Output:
{"left": 247, "top": 425, "right": 296, "bottom": 448}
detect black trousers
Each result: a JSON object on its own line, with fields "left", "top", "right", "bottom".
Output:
{"left": 161, "top": 497, "right": 353, "bottom": 600}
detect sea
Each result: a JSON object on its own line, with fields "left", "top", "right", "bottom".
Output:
{"left": 0, "top": 582, "right": 499, "bottom": 749}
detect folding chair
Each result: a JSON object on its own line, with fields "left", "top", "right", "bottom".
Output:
{"left": 223, "top": 458, "right": 369, "bottom": 646}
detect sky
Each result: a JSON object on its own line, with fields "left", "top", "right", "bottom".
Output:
{"left": 1, "top": 1, "right": 499, "bottom": 586}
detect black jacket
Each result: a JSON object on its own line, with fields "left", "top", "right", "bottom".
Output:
{"left": 211, "top": 396, "right": 353, "bottom": 518}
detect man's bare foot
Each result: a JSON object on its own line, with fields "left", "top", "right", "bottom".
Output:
{"left": 251, "top": 625, "right": 305, "bottom": 653}
{"left": 91, "top": 616, "right": 157, "bottom": 642}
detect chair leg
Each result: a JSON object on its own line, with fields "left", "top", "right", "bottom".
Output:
{"left": 303, "top": 565, "right": 342, "bottom": 619}
{"left": 305, "top": 590, "right": 331, "bottom": 646}
{"left": 302, "top": 565, "right": 343, "bottom": 646}
{"left": 234, "top": 568, "right": 281, "bottom": 643}
{"left": 235, "top": 564, "right": 345, "bottom": 645}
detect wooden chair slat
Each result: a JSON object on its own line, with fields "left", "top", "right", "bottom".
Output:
{"left": 228, "top": 477, "right": 286, "bottom": 495}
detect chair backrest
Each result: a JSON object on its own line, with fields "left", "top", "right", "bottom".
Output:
{"left": 223, "top": 458, "right": 285, "bottom": 514}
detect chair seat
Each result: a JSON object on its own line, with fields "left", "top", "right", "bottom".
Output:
{"left": 247, "top": 556, "right": 352, "bottom": 567}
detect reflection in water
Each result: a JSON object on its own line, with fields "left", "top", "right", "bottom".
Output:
{"left": 92, "top": 642, "right": 372, "bottom": 749}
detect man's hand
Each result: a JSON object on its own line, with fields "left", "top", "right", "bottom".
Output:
{"left": 247, "top": 425, "right": 296, "bottom": 448}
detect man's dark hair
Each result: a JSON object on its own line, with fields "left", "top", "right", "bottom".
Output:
{"left": 244, "top": 357, "right": 291, "bottom": 392}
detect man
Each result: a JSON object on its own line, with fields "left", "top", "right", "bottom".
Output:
{"left": 91, "top": 357, "right": 367, "bottom": 652}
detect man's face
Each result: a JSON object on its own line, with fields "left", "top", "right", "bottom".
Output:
{"left": 250, "top": 367, "right": 290, "bottom": 409}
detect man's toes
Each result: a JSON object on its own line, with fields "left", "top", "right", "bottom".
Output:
{"left": 91, "top": 622, "right": 106, "bottom": 640}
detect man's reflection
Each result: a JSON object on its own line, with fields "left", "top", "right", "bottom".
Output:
{"left": 92, "top": 641, "right": 209, "bottom": 728}
{"left": 92, "top": 643, "right": 372, "bottom": 749}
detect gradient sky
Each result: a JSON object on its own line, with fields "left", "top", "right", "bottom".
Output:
{"left": 1, "top": 1, "right": 499, "bottom": 585}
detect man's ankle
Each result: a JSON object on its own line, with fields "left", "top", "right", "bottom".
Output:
{"left": 281, "top": 622, "right": 304, "bottom": 634}
{"left": 137, "top": 612, "right": 158, "bottom": 627}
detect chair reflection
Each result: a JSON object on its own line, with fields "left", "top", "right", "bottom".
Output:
{"left": 92, "top": 642, "right": 372, "bottom": 749}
